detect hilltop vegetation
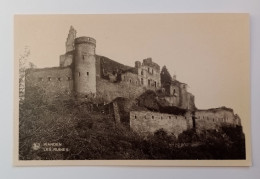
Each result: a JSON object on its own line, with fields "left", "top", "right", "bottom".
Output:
{"left": 19, "top": 88, "right": 246, "bottom": 160}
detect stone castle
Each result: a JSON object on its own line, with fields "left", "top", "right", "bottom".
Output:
{"left": 25, "top": 26, "right": 242, "bottom": 137}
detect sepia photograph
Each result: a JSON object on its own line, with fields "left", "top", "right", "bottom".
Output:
{"left": 14, "top": 14, "right": 251, "bottom": 166}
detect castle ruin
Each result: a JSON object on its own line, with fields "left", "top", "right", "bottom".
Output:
{"left": 25, "top": 26, "right": 242, "bottom": 137}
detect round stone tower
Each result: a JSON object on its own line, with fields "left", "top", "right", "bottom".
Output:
{"left": 74, "top": 36, "right": 96, "bottom": 97}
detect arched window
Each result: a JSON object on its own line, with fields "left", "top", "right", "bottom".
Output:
{"left": 141, "top": 70, "right": 144, "bottom": 75}
{"left": 87, "top": 72, "right": 89, "bottom": 76}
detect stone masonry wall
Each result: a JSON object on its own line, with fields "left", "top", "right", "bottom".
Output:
{"left": 130, "top": 111, "right": 190, "bottom": 137}
{"left": 25, "top": 67, "right": 73, "bottom": 99}
{"left": 195, "top": 108, "right": 240, "bottom": 130}
{"left": 96, "top": 78, "right": 146, "bottom": 103}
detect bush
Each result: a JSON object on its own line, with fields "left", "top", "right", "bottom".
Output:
{"left": 19, "top": 86, "right": 246, "bottom": 160}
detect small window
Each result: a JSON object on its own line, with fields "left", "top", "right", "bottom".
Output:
{"left": 38, "top": 77, "right": 43, "bottom": 82}
{"left": 161, "top": 116, "right": 163, "bottom": 119}
{"left": 152, "top": 116, "right": 154, "bottom": 119}
{"left": 87, "top": 72, "right": 89, "bottom": 76}
{"left": 141, "top": 78, "right": 143, "bottom": 85}
{"left": 152, "top": 69, "right": 153, "bottom": 74}
{"left": 169, "top": 116, "right": 171, "bottom": 119}
{"left": 58, "top": 77, "right": 61, "bottom": 81}
{"left": 78, "top": 72, "right": 80, "bottom": 77}
{"left": 67, "top": 77, "right": 71, "bottom": 81}
{"left": 82, "top": 55, "right": 85, "bottom": 60}
{"left": 48, "top": 77, "right": 51, "bottom": 81}
{"left": 129, "top": 79, "right": 132, "bottom": 83}
{"left": 135, "top": 115, "right": 137, "bottom": 119}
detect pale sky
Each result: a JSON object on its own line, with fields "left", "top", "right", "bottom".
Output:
{"left": 14, "top": 14, "right": 250, "bottom": 125}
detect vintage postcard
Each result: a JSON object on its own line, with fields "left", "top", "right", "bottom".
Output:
{"left": 14, "top": 14, "right": 251, "bottom": 166}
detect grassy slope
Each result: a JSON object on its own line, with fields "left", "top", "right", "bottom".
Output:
{"left": 19, "top": 95, "right": 246, "bottom": 160}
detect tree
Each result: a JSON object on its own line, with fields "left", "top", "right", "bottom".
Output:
{"left": 19, "top": 47, "right": 37, "bottom": 102}
{"left": 160, "top": 65, "right": 172, "bottom": 86}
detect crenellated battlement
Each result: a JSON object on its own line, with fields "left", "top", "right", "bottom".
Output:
{"left": 75, "top": 36, "right": 96, "bottom": 46}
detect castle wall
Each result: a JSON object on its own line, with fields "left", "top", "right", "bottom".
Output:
{"left": 162, "top": 82, "right": 195, "bottom": 110}
{"left": 136, "top": 58, "right": 161, "bottom": 89}
{"left": 25, "top": 67, "right": 73, "bottom": 98}
{"left": 195, "top": 108, "right": 239, "bottom": 130}
{"left": 96, "top": 78, "right": 146, "bottom": 103}
{"left": 121, "top": 71, "right": 140, "bottom": 85}
{"left": 130, "top": 111, "right": 190, "bottom": 137}
{"left": 60, "top": 53, "right": 73, "bottom": 67}
{"left": 111, "top": 97, "right": 136, "bottom": 126}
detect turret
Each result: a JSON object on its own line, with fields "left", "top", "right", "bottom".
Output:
{"left": 66, "top": 26, "right": 76, "bottom": 52}
{"left": 74, "top": 36, "right": 96, "bottom": 97}
{"left": 135, "top": 61, "right": 141, "bottom": 68}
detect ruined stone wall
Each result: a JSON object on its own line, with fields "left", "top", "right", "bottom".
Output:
{"left": 130, "top": 111, "right": 191, "bottom": 137}
{"left": 195, "top": 108, "right": 240, "bottom": 130}
{"left": 121, "top": 71, "right": 140, "bottom": 86}
{"left": 163, "top": 83, "right": 181, "bottom": 107}
{"left": 187, "top": 93, "right": 196, "bottom": 110}
{"left": 60, "top": 53, "right": 73, "bottom": 67}
{"left": 25, "top": 67, "right": 73, "bottom": 99}
{"left": 162, "top": 83, "right": 195, "bottom": 110}
{"left": 136, "top": 58, "right": 161, "bottom": 89}
{"left": 96, "top": 78, "right": 146, "bottom": 103}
